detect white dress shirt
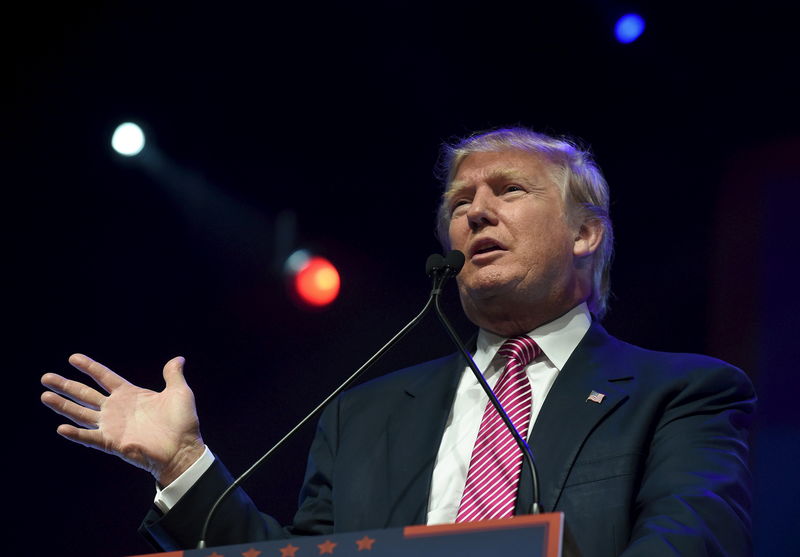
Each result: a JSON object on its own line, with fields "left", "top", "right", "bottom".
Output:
{"left": 155, "top": 303, "right": 592, "bottom": 521}
{"left": 426, "top": 303, "right": 591, "bottom": 524}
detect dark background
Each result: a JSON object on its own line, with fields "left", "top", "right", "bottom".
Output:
{"left": 9, "top": 1, "right": 798, "bottom": 555}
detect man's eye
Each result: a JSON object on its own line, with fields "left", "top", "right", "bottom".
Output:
{"left": 450, "top": 199, "right": 470, "bottom": 214}
{"left": 505, "top": 184, "right": 524, "bottom": 193}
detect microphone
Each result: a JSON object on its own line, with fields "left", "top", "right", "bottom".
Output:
{"left": 443, "top": 249, "right": 465, "bottom": 275}
{"left": 426, "top": 250, "right": 465, "bottom": 277}
{"left": 425, "top": 253, "right": 446, "bottom": 276}
{"left": 197, "top": 252, "right": 453, "bottom": 548}
{"left": 431, "top": 249, "right": 543, "bottom": 515}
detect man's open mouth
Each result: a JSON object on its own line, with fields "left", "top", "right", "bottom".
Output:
{"left": 470, "top": 240, "right": 506, "bottom": 257}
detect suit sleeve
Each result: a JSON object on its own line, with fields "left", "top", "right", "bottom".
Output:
{"left": 622, "top": 362, "right": 756, "bottom": 556}
{"left": 138, "top": 396, "right": 341, "bottom": 550}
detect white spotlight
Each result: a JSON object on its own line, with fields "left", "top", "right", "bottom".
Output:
{"left": 284, "top": 249, "right": 311, "bottom": 274}
{"left": 111, "top": 122, "right": 146, "bottom": 156}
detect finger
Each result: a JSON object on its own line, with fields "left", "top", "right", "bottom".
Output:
{"left": 68, "top": 353, "right": 128, "bottom": 393}
{"left": 41, "top": 391, "right": 101, "bottom": 429}
{"left": 41, "top": 372, "right": 105, "bottom": 409}
{"left": 162, "top": 356, "right": 188, "bottom": 389}
{"left": 55, "top": 423, "right": 107, "bottom": 451}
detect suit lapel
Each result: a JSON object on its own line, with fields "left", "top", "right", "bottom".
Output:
{"left": 384, "top": 352, "right": 465, "bottom": 527}
{"left": 517, "top": 322, "right": 633, "bottom": 514}
{"left": 377, "top": 324, "right": 634, "bottom": 522}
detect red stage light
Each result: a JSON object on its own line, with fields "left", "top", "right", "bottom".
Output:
{"left": 293, "top": 256, "right": 340, "bottom": 306}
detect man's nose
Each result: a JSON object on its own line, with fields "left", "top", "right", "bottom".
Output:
{"left": 467, "top": 187, "right": 499, "bottom": 230}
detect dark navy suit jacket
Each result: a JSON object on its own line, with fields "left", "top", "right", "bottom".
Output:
{"left": 141, "top": 323, "right": 755, "bottom": 556}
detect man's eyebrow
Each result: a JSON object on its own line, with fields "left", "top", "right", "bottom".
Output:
{"left": 445, "top": 180, "right": 469, "bottom": 201}
{"left": 446, "top": 168, "right": 533, "bottom": 200}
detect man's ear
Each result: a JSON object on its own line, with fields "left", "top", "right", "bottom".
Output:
{"left": 573, "top": 217, "right": 604, "bottom": 258}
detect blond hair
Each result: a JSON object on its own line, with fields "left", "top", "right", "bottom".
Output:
{"left": 436, "top": 127, "right": 614, "bottom": 319}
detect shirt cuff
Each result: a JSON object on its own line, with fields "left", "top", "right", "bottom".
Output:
{"left": 153, "top": 445, "right": 214, "bottom": 513}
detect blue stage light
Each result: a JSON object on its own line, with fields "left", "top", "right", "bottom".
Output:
{"left": 615, "top": 14, "right": 645, "bottom": 44}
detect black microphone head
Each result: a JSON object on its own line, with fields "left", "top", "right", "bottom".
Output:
{"left": 426, "top": 253, "right": 446, "bottom": 276}
{"left": 444, "top": 250, "right": 465, "bottom": 274}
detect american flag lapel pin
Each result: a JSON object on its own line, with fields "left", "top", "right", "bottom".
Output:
{"left": 586, "top": 390, "right": 606, "bottom": 404}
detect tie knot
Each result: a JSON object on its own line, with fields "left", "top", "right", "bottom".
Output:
{"left": 497, "top": 335, "right": 541, "bottom": 368}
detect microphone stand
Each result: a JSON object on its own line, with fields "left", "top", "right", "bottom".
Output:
{"left": 431, "top": 251, "right": 542, "bottom": 515}
{"left": 197, "top": 255, "right": 450, "bottom": 548}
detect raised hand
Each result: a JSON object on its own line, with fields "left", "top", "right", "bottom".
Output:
{"left": 41, "top": 353, "right": 206, "bottom": 486}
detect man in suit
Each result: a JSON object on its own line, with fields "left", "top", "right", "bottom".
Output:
{"left": 41, "top": 127, "right": 755, "bottom": 556}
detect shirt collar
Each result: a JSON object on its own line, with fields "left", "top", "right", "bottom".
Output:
{"left": 474, "top": 302, "right": 592, "bottom": 373}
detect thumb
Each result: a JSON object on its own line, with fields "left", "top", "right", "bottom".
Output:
{"left": 162, "top": 356, "right": 188, "bottom": 389}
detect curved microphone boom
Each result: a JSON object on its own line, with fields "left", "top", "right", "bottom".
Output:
{"left": 431, "top": 249, "right": 543, "bottom": 515}
{"left": 197, "top": 252, "right": 455, "bottom": 548}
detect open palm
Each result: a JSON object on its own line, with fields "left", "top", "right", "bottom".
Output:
{"left": 41, "top": 353, "right": 205, "bottom": 485}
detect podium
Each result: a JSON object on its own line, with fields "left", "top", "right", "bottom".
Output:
{"left": 130, "top": 513, "right": 564, "bottom": 557}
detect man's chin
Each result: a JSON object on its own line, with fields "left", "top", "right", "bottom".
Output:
{"left": 457, "top": 276, "right": 515, "bottom": 302}
{"left": 457, "top": 284, "right": 520, "bottom": 334}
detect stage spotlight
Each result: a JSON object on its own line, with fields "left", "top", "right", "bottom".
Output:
{"left": 615, "top": 14, "right": 645, "bottom": 44}
{"left": 286, "top": 250, "right": 341, "bottom": 307}
{"left": 111, "top": 122, "right": 146, "bottom": 156}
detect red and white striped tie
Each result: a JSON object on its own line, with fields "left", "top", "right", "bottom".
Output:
{"left": 455, "top": 335, "right": 541, "bottom": 523}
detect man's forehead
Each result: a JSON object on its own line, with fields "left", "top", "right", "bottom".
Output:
{"left": 447, "top": 150, "right": 555, "bottom": 193}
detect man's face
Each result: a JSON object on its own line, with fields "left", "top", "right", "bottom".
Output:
{"left": 446, "top": 149, "right": 580, "bottom": 322}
